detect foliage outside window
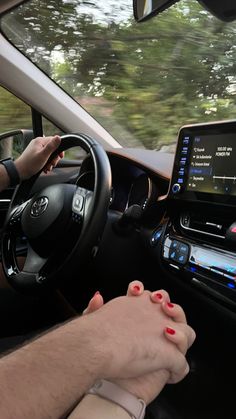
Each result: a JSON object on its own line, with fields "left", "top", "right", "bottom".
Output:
{"left": 1, "top": 0, "right": 236, "bottom": 152}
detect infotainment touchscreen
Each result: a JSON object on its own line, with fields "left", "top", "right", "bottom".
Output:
{"left": 187, "top": 133, "right": 236, "bottom": 195}
{"left": 169, "top": 120, "right": 236, "bottom": 204}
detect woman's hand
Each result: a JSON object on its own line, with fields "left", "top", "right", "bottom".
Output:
{"left": 83, "top": 281, "right": 195, "bottom": 404}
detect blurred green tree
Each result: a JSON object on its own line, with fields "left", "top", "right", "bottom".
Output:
{"left": 1, "top": 0, "right": 236, "bottom": 150}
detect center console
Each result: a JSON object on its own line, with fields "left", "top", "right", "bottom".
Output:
{"left": 156, "top": 120, "right": 236, "bottom": 309}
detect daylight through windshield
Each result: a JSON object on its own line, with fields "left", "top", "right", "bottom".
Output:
{"left": 1, "top": 0, "right": 236, "bottom": 152}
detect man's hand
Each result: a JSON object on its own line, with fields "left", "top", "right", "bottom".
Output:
{"left": 83, "top": 281, "right": 195, "bottom": 404}
{"left": 15, "top": 135, "right": 63, "bottom": 180}
{"left": 0, "top": 282, "right": 194, "bottom": 419}
{"left": 83, "top": 283, "right": 195, "bottom": 399}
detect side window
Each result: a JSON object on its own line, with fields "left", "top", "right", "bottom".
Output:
{"left": 0, "top": 86, "right": 33, "bottom": 159}
{"left": 42, "top": 116, "right": 63, "bottom": 138}
{"left": 42, "top": 116, "right": 87, "bottom": 160}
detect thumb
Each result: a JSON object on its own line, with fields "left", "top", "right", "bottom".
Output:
{"left": 83, "top": 291, "right": 104, "bottom": 315}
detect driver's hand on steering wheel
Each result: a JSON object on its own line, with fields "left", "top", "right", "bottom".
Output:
{"left": 15, "top": 135, "right": 64, "bottom": 180}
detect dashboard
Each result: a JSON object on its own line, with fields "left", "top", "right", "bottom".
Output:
{"left": 77, "top": 149, "right": 169, "bottom": 214}
{"left": 2, "top": 121, "right": 236, "bottom": 316}
{"left": 61, "top": 123, "right": 236, "bottom": 314}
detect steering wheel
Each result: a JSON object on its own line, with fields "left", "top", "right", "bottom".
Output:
{"left": 1, "top": 133, "right": 112, "bottom": 293}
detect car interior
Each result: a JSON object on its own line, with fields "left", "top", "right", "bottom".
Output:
{"left": 1, "top": 0, "right": 236, "bottom": 418}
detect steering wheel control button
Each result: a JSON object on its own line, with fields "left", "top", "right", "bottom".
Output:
{"left": 12, "top": 206, "right": 23, "bottom": 219}
{"left": 9, "top": 203, "right": 29, "bottom": 226}
{"left": 36, "top": 275, "right": 46, "bottom": 284}
{"left": 73, "top": 195, "right": 84, "bottom": 211}
{"left": 72, "top": 188, "right": 85, "bottom": 215}
{"left": 30, "top": 197, "right": 49, "bottom": 217}
{"left": 10, "top": 207, "right": 24, "bottom": 227}
{"left": 172, "top": 183, "right": 181, "bottom": 194}
{"left": 72, "top": 212, "right": 82, "bottom": 223}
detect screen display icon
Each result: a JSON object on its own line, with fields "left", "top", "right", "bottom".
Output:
{"left": 186, "top": 133, "right": 236, "bottom": 195}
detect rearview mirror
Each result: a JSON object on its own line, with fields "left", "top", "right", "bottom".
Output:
{"left": 133, "top": 0, "right": 236, "bottom": 23}
{"left": 198, "top": 0, "right": 236, "bottom": 22}
{"left": 133, "top": 0, "right": 180, "bottom": 22}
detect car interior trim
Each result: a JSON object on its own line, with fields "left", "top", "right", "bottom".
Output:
{"left": 180, "top": 218, "right": 225, "bottom": 239}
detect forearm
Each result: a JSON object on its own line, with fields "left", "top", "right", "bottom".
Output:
{"left": 68, "top": 394, "right": 131, "bottom": 419}
{"left": 0, "top": 136, "right": 63, "bottom": 194}
{"left": 0, "top": 158, "right": 23, "bottom": 192}
{"left": 0, "top": 165, "right": 10, "bottom": 192}
{"left": 0, "top": 316, "right": 107, "bottom": 418}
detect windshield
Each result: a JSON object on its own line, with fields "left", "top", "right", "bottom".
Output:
{"left": 1, "top": 0, "right": 236, "bottom": 152}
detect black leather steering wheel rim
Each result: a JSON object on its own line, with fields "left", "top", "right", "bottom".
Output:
{"left": 1, "top": 133, "right": 112, "bottom": 294}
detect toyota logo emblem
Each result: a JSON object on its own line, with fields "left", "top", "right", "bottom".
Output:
{"left": 30, "top": 197, "right": 49, "bottom": 217}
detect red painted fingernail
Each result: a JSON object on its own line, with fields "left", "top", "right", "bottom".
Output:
{"left": 154, "top": 293, "right": 163, "bottom": 300}
{"left": 133, "top": 285, "right": 141, "bottom": 292}
{"left": 166, "top": 327, "right": 176, "bottom": 335}
{"left": 167, "top": 302, "right": 174, "bottom": 308}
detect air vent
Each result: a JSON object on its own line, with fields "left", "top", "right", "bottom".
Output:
{"left": 180, "top": 212, "right": 233, "bottom": 239}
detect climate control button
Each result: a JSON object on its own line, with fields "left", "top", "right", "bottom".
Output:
{"left": 163, "top": 237, "right": 190, "bottom": 265}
